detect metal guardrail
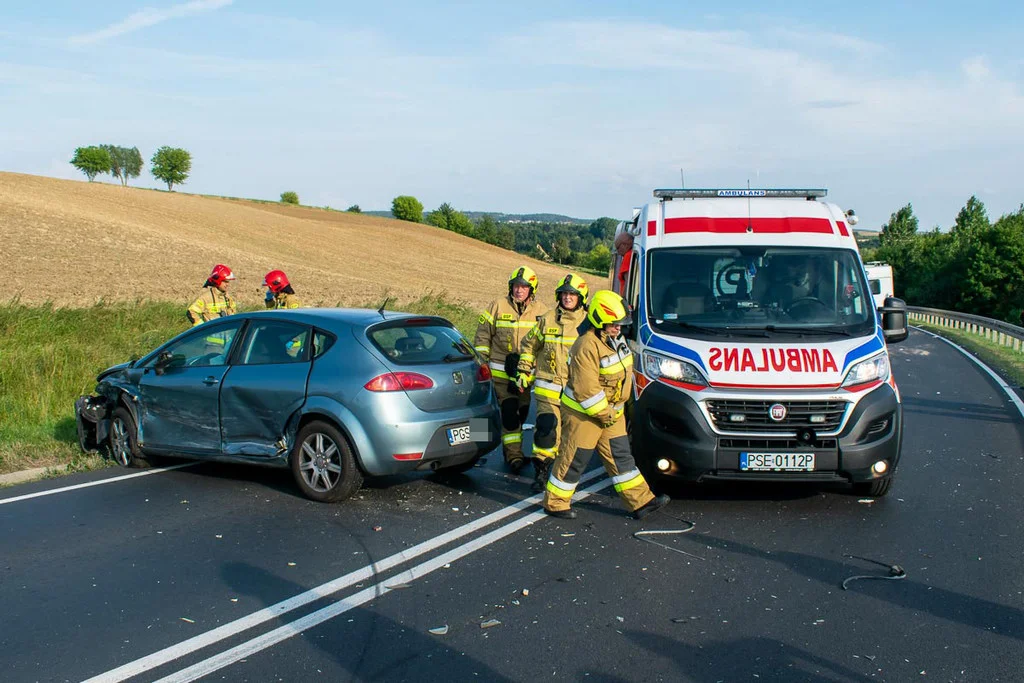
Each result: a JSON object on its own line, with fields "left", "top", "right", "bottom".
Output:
{"left": 907, "top": 306, "right": 1024, "bottom": 352}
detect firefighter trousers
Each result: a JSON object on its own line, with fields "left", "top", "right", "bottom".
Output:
{"left": 494, "top": 379, "right": 532, "bottom": 465}
{"left": 530, "top": 396, "right": 561, "bottom": 462}
{"left": 544, "top": 407, "right": 655, "bottom": 513}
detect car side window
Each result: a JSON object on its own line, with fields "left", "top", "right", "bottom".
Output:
{"left": 313, "top": 330, "right": 335, "bottom": 359}
{"left": 145, "top": 321, "right": 243, "bottom": 369}
{"left": 238, "top": 320, "right": 311, "bottom": 365}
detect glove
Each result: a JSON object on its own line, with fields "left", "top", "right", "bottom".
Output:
{"left": 598, "top": 411, "right": 617, "bottom": 428}
{"left": 514, "top": 375, "right": 530, "bottom": 393}
{"left": 265, "top": 290, "right": 275, "bottom": 302}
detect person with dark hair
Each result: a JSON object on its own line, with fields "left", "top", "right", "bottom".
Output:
{"left": 263, "top": 270, "right": 302, "bottom": 309}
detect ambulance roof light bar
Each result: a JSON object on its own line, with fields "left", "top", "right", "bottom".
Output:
{"left": 653, "top": 188, "right": 828, "bottom": 200}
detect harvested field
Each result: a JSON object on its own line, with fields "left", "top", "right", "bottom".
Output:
{"left": 0, "top": 172, "right": 607, "bottom": 311}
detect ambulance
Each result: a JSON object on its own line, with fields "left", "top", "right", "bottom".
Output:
{"left": 614, "top": 189, "right": 908, "bottom": 497}
{"left": 864, "top": 262, "right": 895, "bottom": 309}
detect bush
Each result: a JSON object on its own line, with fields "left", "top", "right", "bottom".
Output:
{"left": 346, "top": 204, "right": 362, "bottom": 213}
{"left": 280, "top": 191, "right": 300, "bottom": 205}
{"left": 391, "top": 195, "right": 424, "bottom": 223}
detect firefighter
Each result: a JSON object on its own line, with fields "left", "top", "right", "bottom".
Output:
{"left": 544, "top": 290, "right": 670, "bottom": 520}
{"left": 263, "top": 270, "right": 302, "bottom": 309}
{"left": 474, "top": 266, "right": 548, "bottom": 472}
{"left": 516, "top": 273, "right": 589, "bottom": 492}
{"left": 187, "top": 264, "right": 237, "bottom": 326}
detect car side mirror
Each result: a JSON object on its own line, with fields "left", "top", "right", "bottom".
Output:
{"left": 878, "top": 296, "right": 908, "bottom": 344}
{"left": 154, "top": 350, "right": 184, "bottom": 375}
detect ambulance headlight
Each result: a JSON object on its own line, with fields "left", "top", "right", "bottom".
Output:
{"left": 842, "top": 353, "right": 890, "bottom": 388}
{"left": 642, "top": 351, "right": 708, "bottom": 388}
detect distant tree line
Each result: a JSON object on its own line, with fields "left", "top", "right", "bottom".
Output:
{"left": 389, "top": 194, "right": 615, "bottom": 273}
{"left": 70, "top": 145, "right": 192, "bottom": 191}
{"left": 862, "top": 196, "right": 1024, "bottom": 324}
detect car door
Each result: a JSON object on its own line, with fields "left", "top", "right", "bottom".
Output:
{"left": 137, "top": 319, "right": 244, "bottom": 453}
{"left": 219, "top": 319, "right": 313, "bottom": 456}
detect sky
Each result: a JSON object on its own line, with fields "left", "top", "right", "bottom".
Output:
{"left": 2, "top": 0, "right": 1023, "bottom": 230}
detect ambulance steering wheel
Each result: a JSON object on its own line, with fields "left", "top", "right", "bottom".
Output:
{"left": 784, "top": 296, "right": 831, "bottom": 319}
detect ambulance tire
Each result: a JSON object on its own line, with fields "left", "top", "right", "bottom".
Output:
{"left": 852, "top": 476, "right": 893, "bottom": 498}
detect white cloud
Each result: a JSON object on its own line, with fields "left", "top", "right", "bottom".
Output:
{"left": 69, "top": 0, "right": 233, "bottom": 45}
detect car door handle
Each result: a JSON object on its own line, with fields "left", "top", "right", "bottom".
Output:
{"left": 203, "top": 376, "right": 220, "bottom": 385}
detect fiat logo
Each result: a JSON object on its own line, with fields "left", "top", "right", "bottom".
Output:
{"left": 769, "top": 403, "right": 787, "bottom": 422}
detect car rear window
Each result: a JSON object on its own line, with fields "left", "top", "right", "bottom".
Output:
{"left": 368, "top": 320, "right": 474, "bottom": 365}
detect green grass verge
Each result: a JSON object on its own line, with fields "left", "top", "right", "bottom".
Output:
{"left": 0, "top": 295, "right": 479, "bottom": 477}
{"left": 915, "top": 323, "right": 1024, "bottom": 387}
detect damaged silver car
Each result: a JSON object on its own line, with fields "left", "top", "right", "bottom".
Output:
{"left": 75, "top": 309, "right": 501, "bottom": 502}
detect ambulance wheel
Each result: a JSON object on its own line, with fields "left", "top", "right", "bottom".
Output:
{"left": 109, "top": 407, "right": 149, "bottom": 468}
{"left": 853, "top": 477, "right": 893, "bottom": 498}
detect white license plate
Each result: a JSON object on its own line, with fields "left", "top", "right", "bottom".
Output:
{"left": 447, "top": 424, "right": 471, "bottom": 446}
{"left": 740, "top": 452, "right": 815, "bottom": 471}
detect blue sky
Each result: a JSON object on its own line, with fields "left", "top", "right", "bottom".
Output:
{"left": 2, "top": 1, "right": 1022, "bottom": 230}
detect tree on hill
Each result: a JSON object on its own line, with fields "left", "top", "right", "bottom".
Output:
{"left": 427, "top": 202, "right": 475, "bottom": 236}
{"left": 150, "top": 146, "right": 192, "bottom": 191}
{"left": 101, "top": 145, "right": 143, "bottom": 186}
{"left": 391, "top": 195, "right": 424, "bottom": 223}
{"left": 280, "top": 191, "right": 299, "bottom": 205}
{"left": 70, "top": 146, "right": 111, "bottom": 182}
{"left": 879, "top": 204, "right": 918, "bottom": 248}
{"left": 346, "top": 204, "right": 362, "bottom": 213}
{"left": 586, "top": 243, "right": 612, "bottom": 272}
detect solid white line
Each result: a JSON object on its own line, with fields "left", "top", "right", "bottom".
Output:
{"left": 912, "top": 326, "right": 1024, "bottom": 419}
{"left": 84, "top": 468, "right": 607, "bottom": 683}
{"left": 0, "top": 463, "right": 195, "bottom": 506}
{"left": 154, "top": 476, "right": 616, "bottom": 683}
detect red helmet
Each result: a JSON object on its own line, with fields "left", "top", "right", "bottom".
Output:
{"left": 207, "top": 264, "right": 236, "bottom": 287}
{"left": 263, "top": 269, "right": 290, "bottom": 294}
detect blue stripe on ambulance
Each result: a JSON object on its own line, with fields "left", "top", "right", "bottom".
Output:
{"left": 640, "top": 324, "right": 707, "bottom": 371}
{"left": 842, "top": 331, "right": 885, "bottom": 371}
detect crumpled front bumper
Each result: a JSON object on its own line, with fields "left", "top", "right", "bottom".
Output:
{"left": 74, "top": 395, "right": 112, "bottom": 453}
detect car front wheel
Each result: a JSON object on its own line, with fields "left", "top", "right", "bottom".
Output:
{"left": 291, "top": 421, "right": 363, "bottom": 502}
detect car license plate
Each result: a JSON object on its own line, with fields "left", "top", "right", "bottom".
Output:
{"left": 447, "top": 424, "right": 471, "bottom": 446}
{"left": 740, "top": 452, "right": 815, "bottom": 471}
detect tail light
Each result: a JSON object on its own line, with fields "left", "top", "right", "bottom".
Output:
{"left": 364, "top": 372, "right": 434, "bottom": 392}
{"left": 476, "top": 363, "right": 491, "bottom": 382}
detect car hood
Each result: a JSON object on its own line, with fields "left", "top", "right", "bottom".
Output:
{"left": 97, "top": 361, "right": 133, "bottom": 381}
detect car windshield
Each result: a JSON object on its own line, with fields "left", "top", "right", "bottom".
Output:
{"left": 367, "top": 319, "right": 475, "bottom": 365}
{"left": 647, "top": 246, "right": 875, "bottom": 337}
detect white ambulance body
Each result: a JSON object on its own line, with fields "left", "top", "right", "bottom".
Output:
{"left": 617, "top": 189, "right": 907, "bottom": 497}
{"left": 864, "top": 262, "right": 895, "bottom": 309}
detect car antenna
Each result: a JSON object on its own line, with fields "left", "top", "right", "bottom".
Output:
{"left": 377, "top": 297, "right": 393, "bottom": 319}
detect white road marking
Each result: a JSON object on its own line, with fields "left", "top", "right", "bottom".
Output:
{"left": 0, "top": 463, "right": 195, "bottom": 506}
{"left": 84, "top": 468, "right": 608, "bottom": 683}
{"left": 154, "top": 476, "right": 616, "bottom": 683}
{"left": 912, "top": 326, "right": 1024, "bottom": 419}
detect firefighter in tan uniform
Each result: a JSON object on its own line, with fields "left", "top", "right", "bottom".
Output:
{"left": 187, "top": 264, "right": 237, "bottom": 325}
{"left": 516, "top": 273, "right": 589, "bottom": 492}
{"left": 263, "top": 270, "right": 302, "bottom": 309}
{"left": 544, "top": 290, "right": 670, "bottom": 520}
{"left": 474, "top": 266, "right": 548, "bottom": 472}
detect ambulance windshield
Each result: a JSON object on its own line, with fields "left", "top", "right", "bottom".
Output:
{"left": 647, "top": 247, "right": 875, "bottom": 337}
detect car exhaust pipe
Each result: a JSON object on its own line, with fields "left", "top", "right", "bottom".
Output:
{"left": 429, "top": 460, "right": 441, "bottom": 471}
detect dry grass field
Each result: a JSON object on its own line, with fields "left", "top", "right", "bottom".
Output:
{"left": 0, "top": 172, "right": 606, "bottom": 311}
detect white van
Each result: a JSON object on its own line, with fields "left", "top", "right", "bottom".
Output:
{"left": 864, "top": 262, "right": 895, "bottom": 309}
{"left": 613, "top": 189, "right": 908, "bottom": 497}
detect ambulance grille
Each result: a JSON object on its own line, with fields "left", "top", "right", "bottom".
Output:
{"left": 706, "top": 400, "right": 847, "bottom": 433}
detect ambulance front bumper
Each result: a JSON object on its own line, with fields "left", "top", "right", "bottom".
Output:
{"left": 630, "top": 380, "right": 902, "bottom": 485}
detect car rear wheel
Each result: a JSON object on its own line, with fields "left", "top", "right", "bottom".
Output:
{"left": 109, "top": 407, "right": 149, "bottom": 468}
{"left": 291, "top": 421, "right": 362, "bottom": 502}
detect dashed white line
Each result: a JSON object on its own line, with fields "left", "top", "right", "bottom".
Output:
{"left": 154, "top": 476, "right": 615, "bottom": 683}
{"left": 84, "top": 468, "right": 608, "bottom": 683}
{"left": 0, "top": 463, "right": 195, "bottom": 506}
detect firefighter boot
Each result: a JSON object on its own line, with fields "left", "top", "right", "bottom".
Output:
{"left": 531, "top": 457, "right": 552, "bottom": 494}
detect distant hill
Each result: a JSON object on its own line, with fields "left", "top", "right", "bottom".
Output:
{"left": 365, "top": 210, "right": 592, "bottom": 225}
{"left": 854, "top": 228, "right": 881, "bottom": 249}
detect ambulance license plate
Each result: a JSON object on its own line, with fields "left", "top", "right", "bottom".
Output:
{"left": 740, "top": 453, "right": 815, "bottom": 471}
{"left": 447, "top": 424, "right": 471, "bottom": 446}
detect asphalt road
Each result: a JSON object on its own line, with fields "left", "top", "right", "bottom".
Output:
{"left": 2, "top": 328, "right": 1022, "bottom": 682}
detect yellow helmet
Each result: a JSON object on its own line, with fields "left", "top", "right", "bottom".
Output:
{"left": 508, "top": 266, "right": 539, "bottom": 295}
{"left": 587, "top": 290, "right": 632, "bottom": 329}
{"left": 555, "top": 273, "right": 589, "bottom": 307}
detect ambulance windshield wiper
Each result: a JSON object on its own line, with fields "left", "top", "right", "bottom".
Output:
{"left": 764, "top": 325, "right": 852, "bottom": 337}
{"left": 657, "top": 320, "right": 733, "bottom": 336}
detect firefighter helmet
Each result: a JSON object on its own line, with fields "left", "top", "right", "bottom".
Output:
{"left": 508, "top": 266, "right": 539, "bottom": 295}
{"left": 587, "top": 290, "right": 632, "bottom": 329}
{"left": 207, "top": 264, "right": 236, "bottom": 287}
{"left": 263, "top": 270, "right": 290, "bottom": 294}
{"left": 555, "top": 273, "right": 588, "bottom": 307}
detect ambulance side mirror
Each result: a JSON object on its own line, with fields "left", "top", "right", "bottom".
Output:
{"left": 879, "top": 297, "right": 908, "bottom": 344}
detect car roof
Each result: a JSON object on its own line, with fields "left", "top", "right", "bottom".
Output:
{"left": 239, "top": 308, "right": 443, "bottom": 331}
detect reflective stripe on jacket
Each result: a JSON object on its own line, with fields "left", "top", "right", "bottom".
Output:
{"left": 473, "top": 295, "right": 548, "bottom": 379}
{"left": 187, "top": 287, "right": 236, "bottom": 326}
{"left": 560, "top": 329, "right": 634, "bottom": 423}
{"left": 266, "top": 292, "right": 302, "bottom": 309}
{"left": 517, "top": 305, "right": 586, "bottom": 393}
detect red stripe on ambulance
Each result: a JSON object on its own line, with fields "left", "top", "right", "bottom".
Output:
{"left": 708, "top": 347, "right": 839, "bottom": 374}
{"left": 663, "top": 217, "right": 835, "bottom": 235}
